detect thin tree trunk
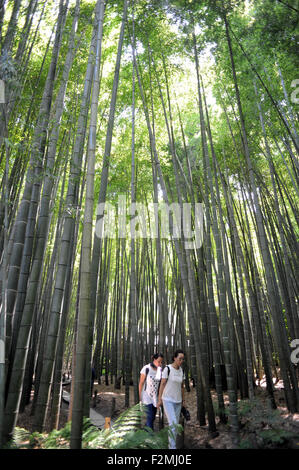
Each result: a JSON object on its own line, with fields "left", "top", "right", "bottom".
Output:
{"left": 70, "top": 0, "right": 105, "bottom": 448}
{"left": 2, "top": 0, "right": 69, "bottom": 443}
{"left": 85, "top": 0, "right": 127, "bottom": 415}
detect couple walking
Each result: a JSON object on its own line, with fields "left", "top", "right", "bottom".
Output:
{"left": 139, "top": 349, "right": 185, "bottom": 449}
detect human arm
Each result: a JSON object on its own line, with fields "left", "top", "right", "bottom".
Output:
{"left": 157, "top": 378, "right": 167, "bottom": 408}
{"left": 139, "top": 374, "right": 146, "bottom": 401}
{"left": 181, "top": 383, "right": 185, "bottom": 406}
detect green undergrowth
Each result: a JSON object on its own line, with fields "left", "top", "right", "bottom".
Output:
{"left": 239, "top": 428, "right": 299, "bottom": 449}
{"left": 237, "top": 398, "right": 299, "bottom": 449}
{"left": 5, "top": 403, "right": 182, "bottom": 450}
{"left": 212, "top": 395, "right": 299, "bottom": 449}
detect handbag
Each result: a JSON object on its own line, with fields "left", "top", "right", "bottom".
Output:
{"left": 181, "top": 406, "right": 191, "bottom": 421}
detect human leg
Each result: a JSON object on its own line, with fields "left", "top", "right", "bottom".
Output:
{"left": 162, "top": 400, "right": 181, "bottom": 449}
{"left": 145, "top": 404, "right": 157, "bottom": 430}
{"left": 174, "top": 401, "right": 182, "bottom": 423}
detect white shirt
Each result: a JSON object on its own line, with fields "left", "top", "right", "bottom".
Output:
{"left": 140, "top": 364, "right": 162, "bottom": 407}
{"left": 162, "top": 364, "right": 184, "bottom": 403}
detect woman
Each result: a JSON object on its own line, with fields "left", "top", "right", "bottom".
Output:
{"left": 157, "top": 349, "right": 185, "bottom": 449}
{"left": 139, "top": 353, "right": 164, "bottom": 430}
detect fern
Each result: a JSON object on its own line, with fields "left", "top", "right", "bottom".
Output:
{"left": 259, "top": 429, "right": 297, "bottom": 445}
{"left": 238, "top": 439, "right": 253, "bottom": 449}
{"left": 7, "top": 427, "right": 31, "bottom": 449}
{"left": 86, "top": 403, "right": 176, "bottom": 449}
{"left": 8, "top": 403, "right": 182, "bottom": 449}
{"left": 12, "top": 427, "right": 31, "bottom": 445}
{"left": 7, "top": 427, "right": 44, "bottom": 449}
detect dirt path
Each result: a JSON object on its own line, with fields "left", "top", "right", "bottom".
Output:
{"left": 15, "top": 381, "right": 299, "bottom": 449}
{"left": 90, "top": 381, "right": 299, "bottom": 449}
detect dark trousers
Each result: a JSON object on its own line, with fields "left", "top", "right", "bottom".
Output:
{"left": 145, "top": 404, "right": 157, "bottom": 430}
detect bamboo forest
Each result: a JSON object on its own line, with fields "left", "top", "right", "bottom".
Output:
{"left": 0, "top": 0, "right": 298, "bottom": 452}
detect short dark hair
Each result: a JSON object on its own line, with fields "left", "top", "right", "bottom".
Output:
{"left": 172, "top": 349, "right": 184, "bottom": 361}
{"left": 152, "top": 352, "right": 164, "bottom": 360}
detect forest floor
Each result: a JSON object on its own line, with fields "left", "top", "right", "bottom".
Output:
{"left": 16, "top": 379, "right": 299, "bottom": 449}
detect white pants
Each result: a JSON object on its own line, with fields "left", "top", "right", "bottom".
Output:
{"left": 162, "top": 399, "right": 182, "bottom": 449}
